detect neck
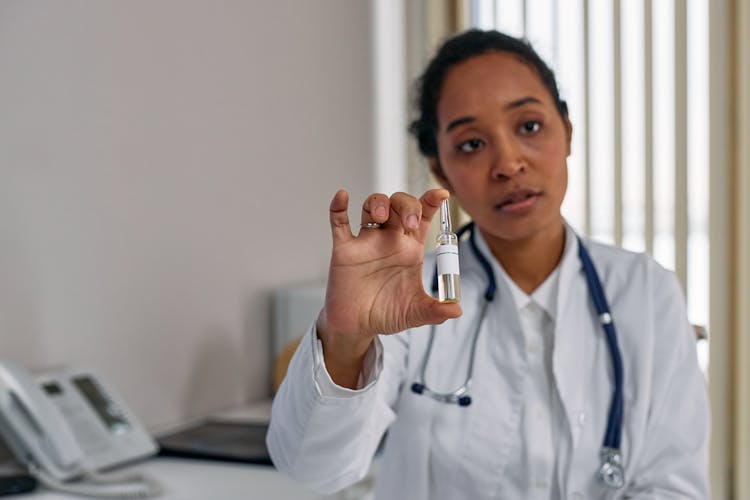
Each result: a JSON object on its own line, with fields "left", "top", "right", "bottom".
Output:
{"left": 480, "top": 220, "right": 567, "bottom": 295}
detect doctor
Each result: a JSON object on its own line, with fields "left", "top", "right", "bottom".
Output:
{"left": 267, "top": 30, "right": 709, "bottom": 499}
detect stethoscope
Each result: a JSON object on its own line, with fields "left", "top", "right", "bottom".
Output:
{"left": 410, "top": 222, "right": 625, "bottom": 490}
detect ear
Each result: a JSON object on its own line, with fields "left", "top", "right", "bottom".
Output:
{"left": 564, "top": 117, "right": 573, "bottom": 157}
{"left": 429, "top": 158, "right": 453, "bottom": 192}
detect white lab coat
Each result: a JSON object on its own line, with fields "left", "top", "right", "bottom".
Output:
{"left": 267, "top": 227, "right": 710, "bottom": 500}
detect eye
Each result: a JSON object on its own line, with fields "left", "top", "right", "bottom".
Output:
{"left": 458, "top": 138, "right": 484, "bottom": 153}
{"left": 519, "top": 120, "right": 541, "bottom": 135}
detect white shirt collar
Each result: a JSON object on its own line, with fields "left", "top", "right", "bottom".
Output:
{"left": 472, "top": 223, "right": 579, "bottom": 321}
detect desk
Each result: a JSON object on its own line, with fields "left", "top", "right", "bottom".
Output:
{"left": 15, "top": 402, "right": 376, "bottom": 500}
{"left": 20, "top": 455, "right": 379, "bottom": 500}
{"left": 19, "top": 456, "right": 319, "bottom": 499}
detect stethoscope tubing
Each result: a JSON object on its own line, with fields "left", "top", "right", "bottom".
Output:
{"left": 413, "top": 224, "right": 497, "bottom": 407}
{"left": 412, "top": 222, "right": 626, "bottom": 489}
{"left": 412, "top": 298, "right": 489, "bottom": 407}
{"left": 578, "top": 242, "right": 625, "bottom": 450}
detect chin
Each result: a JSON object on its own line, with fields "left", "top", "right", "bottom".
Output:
{"left": 476, "top": 213, "right": 563, "bottom": 244}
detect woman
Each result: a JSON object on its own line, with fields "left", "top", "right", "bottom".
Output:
{"left": 267, "top": 30, "right": 709, "bottom": 499}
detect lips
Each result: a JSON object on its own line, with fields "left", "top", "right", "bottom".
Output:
{"left": 496, "top": 188, "right": 542, "bottom": 213}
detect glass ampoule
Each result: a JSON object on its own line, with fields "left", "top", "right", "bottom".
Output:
{"left": 436, "top": 199, "right": 461, "bottom": 303}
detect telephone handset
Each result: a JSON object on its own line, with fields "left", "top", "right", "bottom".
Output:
{"left": 0, "top": 360, "right": 161, "bottom": 498}
{"left": 0, "top": 361, "right": 83, "bottom": 480}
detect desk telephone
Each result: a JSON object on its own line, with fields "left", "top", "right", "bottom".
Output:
{"left": 0, "top": 360, "right": 161, "bottom": 498}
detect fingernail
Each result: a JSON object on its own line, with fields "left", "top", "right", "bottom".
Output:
{"left": 407, "top": 214, "right": 419, "bottom": 229}
{"left": 375, "top": 204, "right": 386, "bottom": 218}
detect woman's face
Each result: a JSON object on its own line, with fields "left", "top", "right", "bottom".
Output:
{"left": 431, "top": 51, "right": 572, "bottom": 245}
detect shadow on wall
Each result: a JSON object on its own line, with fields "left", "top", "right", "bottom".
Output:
{"left": 0, "top": 197, "right": 47, "bottom": 368}
{"left": 245, "top": 291, "right": 272, "bottom": 398}
{"left": 183, "top": 325, "right": 246, "bottom": 419}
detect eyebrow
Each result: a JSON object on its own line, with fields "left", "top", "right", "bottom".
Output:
{"left": 444, "top": 96, "right": 543, "bottom": 133}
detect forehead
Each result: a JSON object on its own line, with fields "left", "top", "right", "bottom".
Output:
{"left": 437, "top": 51, "right": 552, "bottom": 119}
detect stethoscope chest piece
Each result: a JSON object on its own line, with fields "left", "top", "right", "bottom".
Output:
{"left": 599, "top": 447, "right": 625, "bottom": 489}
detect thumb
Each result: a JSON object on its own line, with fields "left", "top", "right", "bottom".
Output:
{"left": 415, "top": 298, "right": 462, "bottom": 327}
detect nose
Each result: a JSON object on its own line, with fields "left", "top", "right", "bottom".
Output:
{"left": 489, "top": 137, "right": 525, "bottom": 180}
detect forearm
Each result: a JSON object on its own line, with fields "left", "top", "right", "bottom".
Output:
{"left": 267, "top": 325, "right": 395, "bottom": 494}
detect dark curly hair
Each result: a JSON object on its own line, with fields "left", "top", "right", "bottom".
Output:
{"left": 409, "top": 29, "right": 569, "bottom": 159}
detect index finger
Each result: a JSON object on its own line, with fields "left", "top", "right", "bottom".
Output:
{"left": 329, "top": 189, "right": 354, "bottom": 242}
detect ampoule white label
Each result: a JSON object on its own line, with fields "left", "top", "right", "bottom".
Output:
{"left": 436, "top": 244, "right": 460, "bottom": 275}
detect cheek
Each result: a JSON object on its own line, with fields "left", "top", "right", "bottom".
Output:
{"left": 528, "top": 145, "right": 568, "bottom": 202}
{"left": 442, "top": 168, "right": 484, "bottom": 198}
{"left": 548, "top": 158, "right": 568, "bottom": 206}
{"left": 536, "top": 145, "right": 568, "bottom": 179}
{"left": 558, "top": 163, "right": 568, "bottom": 198}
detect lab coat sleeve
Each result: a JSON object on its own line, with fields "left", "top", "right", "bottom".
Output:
{"left": 266, "top": 323, "right": 406, "bottom": 494}
{"left": 624, "top": 267, "right": 710, "bottom": 499}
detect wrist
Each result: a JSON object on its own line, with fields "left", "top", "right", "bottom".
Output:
{"left": 315, "top": 310, "right": 374, "bottom": 358}
{"left": 316, "top": 313, "right": 374, "bottom": 389}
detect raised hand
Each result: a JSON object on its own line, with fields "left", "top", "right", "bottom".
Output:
{"left": 316, "top": 189, "right": 462, "bottom": 388}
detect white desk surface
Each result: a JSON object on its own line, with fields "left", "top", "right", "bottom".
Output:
{"left": 7, "top": 401, "right": 377, "bottom": 499}
{"left": 14, "top": 402, "right": 327, "bottom": 500}
{"left": 21, "top": 456, "right": 320, "bottom": 500}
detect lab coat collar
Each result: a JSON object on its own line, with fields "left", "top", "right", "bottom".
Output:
{"left": 471, "top": 223, "right": 578, "bottom": 322}
{"left": 552, "top": 223, "right": 581, "bottom": 317}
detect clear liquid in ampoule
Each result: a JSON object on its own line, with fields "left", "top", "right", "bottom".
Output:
{"left": 436, "top": 200, "right": 460, "bottom": 303}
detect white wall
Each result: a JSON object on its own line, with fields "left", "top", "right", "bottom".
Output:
{"left": 0, "top": 0, "right": 374, "bottom": 431}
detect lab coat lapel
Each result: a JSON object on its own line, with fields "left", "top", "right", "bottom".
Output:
{"left": 552, "top": 233, "right": 590, "bottom": 447}
{"left": 478, "top": 269, "right": 528, "bottom": 476}
{"left": 468, "top": 231, "right": 528, "bottom": 480}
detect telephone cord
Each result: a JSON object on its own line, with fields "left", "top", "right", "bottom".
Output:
{"left": 29, "top": 463, "right": 163, "bottom": 499}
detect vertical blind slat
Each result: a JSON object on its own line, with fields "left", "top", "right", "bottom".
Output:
{"left": 583, "top": 0, "right": 592, "bottom": 236}
{"left": 614, "top": 0, "right": 623, "bottom": 245}
{"left": 552, "top": 0, "right": 559, "bottom": 65}
{"left": 644, "top": 0, "right": 654, "bottom": 254}
{"left": 674, "top": 0, "right": 688, "bottom": 290}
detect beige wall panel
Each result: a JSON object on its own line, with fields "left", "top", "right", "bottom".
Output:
{"left": 0, "top": 0, "right": 374, "bottom": 431}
